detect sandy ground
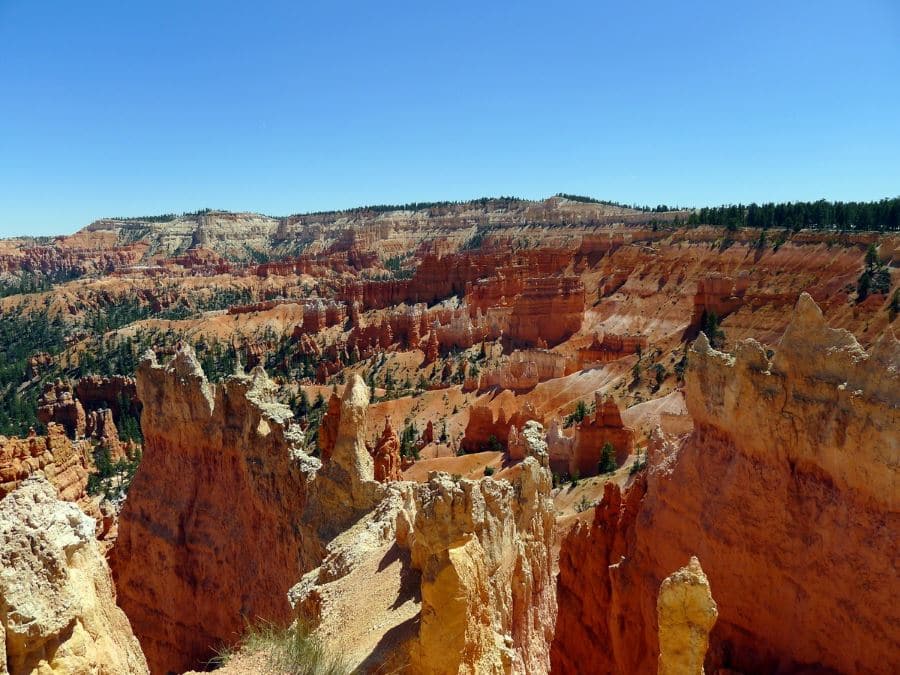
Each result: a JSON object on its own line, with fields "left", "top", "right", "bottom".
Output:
{"left": 402, "top": 450, "right": 504, "bottom": 482}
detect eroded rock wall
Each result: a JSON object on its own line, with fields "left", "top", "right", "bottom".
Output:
{"left": 111, "top": 346, "right": 321, "bottom": 674}
{"left": 290, "top": 408, "right": 557, "bottom": 674}
{"left": 409, "top": 455, "right": 556, "bottom": 674}
{"left": 0, "top": 423, "right": 93, "bottom": 505}
{"left": 552, "top": 294, "right": 899, "bottom": 674}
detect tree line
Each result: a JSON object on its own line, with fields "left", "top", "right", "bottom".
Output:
{"left": 687, "top": 198, "right": 900, "bottom": 232}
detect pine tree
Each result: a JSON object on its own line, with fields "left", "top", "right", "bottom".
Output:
{"left": 598, "top": 442, "right": 617, "bottom": 474}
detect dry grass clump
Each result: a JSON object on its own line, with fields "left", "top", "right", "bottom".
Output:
{"left": 212, "top": 621, "right": 349, "bottom": 675}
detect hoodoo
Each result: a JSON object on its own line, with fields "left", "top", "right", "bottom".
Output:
{"left": 657, "top": 557, "right": 718, "bottom": 675}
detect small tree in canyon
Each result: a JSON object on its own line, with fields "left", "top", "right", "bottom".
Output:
{"left": 598, "top": 442, "right": 617, "bottom": 474}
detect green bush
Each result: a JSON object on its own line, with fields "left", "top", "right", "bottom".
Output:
{"left": 598, "top": 442, "right": 617, "bottom": 474}
{"left": 485, "top": 434, "right": 504, "bottom": 453}
{"left": 700, "top": 310, "right": 725, "bottom": 349}
{"left": 857, "top": 245, "right": 891, "bottom": 302}
{"left": 564, "top": 400, "right": 589, "bottom": 427}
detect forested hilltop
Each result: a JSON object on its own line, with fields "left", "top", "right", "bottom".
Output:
{"left": 685, "top": 197, "right": 900, "bottom": 232}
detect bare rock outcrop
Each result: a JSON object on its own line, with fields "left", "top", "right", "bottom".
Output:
{"left": 317, "top": 390, "right": 342, "bottom": 462}
{"left": 657, "top": 557, "right": 717, "bottom": 675}
{"left": 424, "top": 329, "right": 440, "bottom": 365}
{"left": 690, "top": 273, "right": 749, "bottom": 325}
{"left": 371, "top": 419, "right": 403, "bottom": 482}
{"left": 578, "top": 332, "right": 647, "bottom": 366}
{"left": 290, "top": 416, "right": 557, "bottom": 674}
{"left": 467, "top": 349, "right": 571, "bottom": 392}
{"left": 288, "top": 483, "right": 420, "bottom": 672}
{"left": 508, "top": 419, "right": 549, "bottom": 466}
{"left": 111, "top": 346, "right": 320, "bottom": 675}
{"left": 409, "top": 457, "right": 556, "bottom": 674}
{"left": 546, "top": 393, "right": 635, "bottom": 476}
{"left": 0, "top": 424, "right": 93, "bottom": 506}
{"left": 552, "top": 294, "right": 899, "bottom": 674}
{"left": 111, "top": 350, "right": 389, "bottom": 674}
{"left": 0, "top": 476, "right": 148, "bottom": 675}
{"left": 506, "top": 276, "right": 584, "bottom": 348}
{"left": 75, "top": 374, "right": 140, "bottom": 419}
{"left": 109, "top": 339, "right": 558, "bottom": 674}
{"left": 37, "top": 382, "right": 86, "bottom": 439}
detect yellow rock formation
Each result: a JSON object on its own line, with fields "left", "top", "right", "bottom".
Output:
{"left": 657, "top": 557, "right": 718, "bottom": 675}
{"left": 0, "top": 476, "right": 147, "bottom": 675}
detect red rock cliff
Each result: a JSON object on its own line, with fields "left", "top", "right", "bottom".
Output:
{"left": 111, "top": 346, "right": 321, "bottom": 675}
{"left": 112, "top": 353, "right": 387, "bottom": 674}
{"left": 552, "top": 294, "right": 899, "bottom": 675}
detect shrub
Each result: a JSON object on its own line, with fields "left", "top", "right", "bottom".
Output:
{"left": 598, "top": 442, "right": 617, "bottom": 474}
{"left": 485, "top": 434, "right": 504, "bottom": 453}
{"left": 653, "top": 363, "right": 667, "bottom": 387}
{"left": 629, "top": 452, "right": 647, "bottom": 475}
{"left": 700, "top": 310, "right": 725, "bottom": 349}
{"left": 483, "top": 466, "right": 495, "bottom": 476}
{"left": 399, "top": 423, "right": 419, "bottom": 459}
{"left": 575, "top": 495, "right": 594, "bottom": 513}
{"left": 212, "top": 621, "right": 348, "bottom": 675}
{"left": 857, "top": 244, "right": 891, "bottom": 302}
{"left": 564, "top": 400, "right": 589, "bottom": 427}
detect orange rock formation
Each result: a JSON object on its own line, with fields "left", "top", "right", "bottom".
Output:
{"left": 545, "top": 393, "right": 635, "bottom": 476}
{"left": 112, "top": 347, "right": 320, "bottom": 674}
{"left": 552, "top": 295, "right": 899, "bottom": 674}
{"left": 371, "top": 419, "right": 402, "bottom": 482}
{"left": 0, "top": 423, "right": 93, "bottom": 506}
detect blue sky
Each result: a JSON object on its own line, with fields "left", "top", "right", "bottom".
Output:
{"left": 1, "top": 0, "right": 898, "bottom": 236}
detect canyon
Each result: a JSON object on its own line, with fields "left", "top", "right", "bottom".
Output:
{"left": 0, "top": 197, "right": 897, "bottom": 674}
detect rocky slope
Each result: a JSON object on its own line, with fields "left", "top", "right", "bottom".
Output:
{"left": 0, "top": 424, "right": 93, "bottom": 505}
{"left": 552, "top": 294, "right": 899, "bottom": 674}
{"left": 407, "top": 450, "right": 556, "bottom": 674}
{"left": 0, "top": 476, "right": 147, "bottom": 675}
{"left": 2, "top": 199, "right": 898, "bottom": 675}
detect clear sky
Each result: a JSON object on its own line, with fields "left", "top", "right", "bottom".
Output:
{"left": 1, "top": 0, "right": 898, "bottom": 236}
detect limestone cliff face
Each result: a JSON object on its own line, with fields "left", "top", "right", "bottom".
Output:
{"left": 111, "top": 352, "right": 391, "bottom": 674}
{"left": 552, "top": 294, "right": 899, "bottom": 675}
{"left": 0, "top": 476, "right": 148, "bottom": 675}
{"left": 657, "top": 557, "right": 717, "bottom": 675}
{"left": 37, "top": 382, "right": 86, "bottom": 439}
{"left": 112, "top": 343, "right": 557, "bottom": 674}
{"left": 111, "top": 346, "right": 320, "bottom": 675}
{"left": 288, "top": 482, "right": 420, "bottom": 672}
